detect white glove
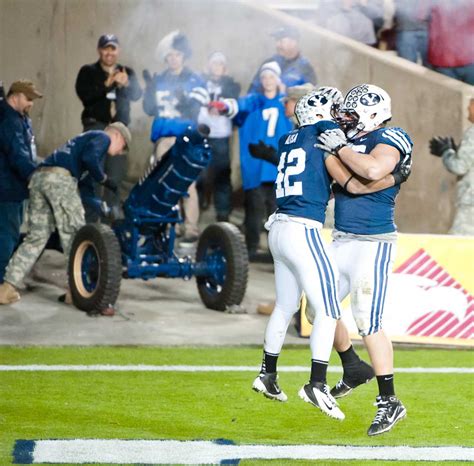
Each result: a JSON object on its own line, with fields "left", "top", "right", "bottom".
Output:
{"left": 222, "top": 98, "right": 238, "bottom": 118}
{"left": 189, "top": 86, "right": 210, "bottom": 106}
{"left": 316, "top": 128, "right": 348, "bottom": 155}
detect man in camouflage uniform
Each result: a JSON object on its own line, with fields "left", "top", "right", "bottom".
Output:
{"left": 430, "top": 97, "right": 474, "bottom": 235}
{"left": 0, "top": 122, "right": 130, "bottom": 306}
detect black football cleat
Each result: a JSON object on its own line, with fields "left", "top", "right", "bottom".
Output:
{"left": 367, "top": 395, "right": 407, "bottom": 436}
{"left": 252, "top": 372, "right": 287, "bottom": 402}
{"left": 298, "top": 381, "right": 345, "bottom": 420}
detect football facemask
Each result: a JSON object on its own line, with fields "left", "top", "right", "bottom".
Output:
{"left": 336, "top": 84, "right": 392, "bottom": 138}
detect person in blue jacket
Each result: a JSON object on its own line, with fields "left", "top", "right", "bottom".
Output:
{"left": 210, "top": 61, "right": 293, "bottom": 259}
{"left": 247, "top": 26, "right": 317, "bottom": 94}
{"left": 0, "top": 123, "right": 130, "bottom": 309}
{"left": 0, "top": 80, "right": 42, "bottom": 283}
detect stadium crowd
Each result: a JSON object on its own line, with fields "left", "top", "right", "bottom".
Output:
{"left": 297, "top": 0, "right": 474, "bottom": 85}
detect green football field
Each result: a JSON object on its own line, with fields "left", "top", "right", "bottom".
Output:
{"left": 0, "top": 346, "right": 473, "bottom": 465}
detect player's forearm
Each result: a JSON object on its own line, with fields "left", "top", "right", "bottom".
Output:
{"left": 347, "top": 174, "right": 394, "bottom": 194}
{"left": 326, "top": 154, "right": 394, "bottom": 194}
{"left": 338, "top": 146, "right": 386, "bottom": 180}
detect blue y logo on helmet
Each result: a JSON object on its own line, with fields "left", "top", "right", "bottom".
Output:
{"left": 360, "top": 93, "right": 381, "bottom": 106}
{"left": 308, "top": 95, "right": 328, "bottom": 107}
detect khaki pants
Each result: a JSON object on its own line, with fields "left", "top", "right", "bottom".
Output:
{"left": 5, "top": 169, "right": 85, "bottom": 288}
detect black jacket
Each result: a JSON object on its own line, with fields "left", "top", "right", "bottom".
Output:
{"left": 202, "top": 74, "right": 241, "bottom": 100}
{"left": 75, "top": 60, "right": 142, "bottom": 127}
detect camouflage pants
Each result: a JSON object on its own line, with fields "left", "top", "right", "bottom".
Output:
{"left": 5, "top": 170, "right": 85, "bottom": 288}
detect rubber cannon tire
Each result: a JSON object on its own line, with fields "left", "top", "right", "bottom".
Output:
{"left": 196, "top": 222, "right": 249, "bottom": 311}
{"left": 68, "top": 224, "right": 122, "bottom": 314}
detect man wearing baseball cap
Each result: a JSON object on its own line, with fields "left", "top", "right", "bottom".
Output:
{"left": 248, "top": 26, "right": 317, "bottom": 94}
{"left": 0, "top": 80, "right": 42, "bottom": 285}
{"left": 8, "top": 80, "right": 43, "bottom": 101}
{"left": 75, "top": 33, "right": 141, "bottom": 222}
{"left": 0, "top": 122, "right": 130, "bottom": 314}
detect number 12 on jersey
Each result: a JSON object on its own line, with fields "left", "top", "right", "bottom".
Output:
{"left": 275, "top": 148, "right": 306, "bottom": 198}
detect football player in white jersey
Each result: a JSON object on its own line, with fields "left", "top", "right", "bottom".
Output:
{"left": 252, "top": 87, "right": 409, "bottom": 421}
{"left": 317, "top": 84, "right": 413, "bottom": 436}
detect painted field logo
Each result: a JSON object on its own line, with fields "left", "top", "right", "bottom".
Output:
{"left": 12, "top": 439, "right": 474, "bottom": 463}
{"left": 393, "top": 248, "right": 473, "bottom": 340}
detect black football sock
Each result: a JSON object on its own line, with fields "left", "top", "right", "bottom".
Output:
{"left": 377, "top": 374, "right": 395, "bottom": 397}
{"left": 310, "top": 359, "right": 328, "bottom": 384}
{"left": 261, "top": 350, "right": 279, "bottom": 374}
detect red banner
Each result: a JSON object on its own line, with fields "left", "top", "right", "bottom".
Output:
{"left": 298, "top": 232, "right": 474, "bottom": 347}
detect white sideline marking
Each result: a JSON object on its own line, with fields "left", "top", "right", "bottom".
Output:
{"left": 27, "top": 440, "right": 474, "bottom": 463}
{"left": 0, "top": 364, "right": 473, "bottom": 373}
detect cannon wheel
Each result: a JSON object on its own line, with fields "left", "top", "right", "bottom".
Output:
{"left": 68, "top": 224, "right": 122, "bottom": 313}
{"left": 196, "top": 222, "right": 249, "bottom": 311}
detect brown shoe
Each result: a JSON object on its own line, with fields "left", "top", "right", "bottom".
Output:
{"left": 257, "top": 301, "right": 275, "bottom": 316}
{"left": 100, "top": 306, "right": 115, "bottom": 317}
{"left": 58, "top": 289, "right": 73, "bottom": 305}
{"left": 0, "top": 282, "right": 20, "bottom": 304}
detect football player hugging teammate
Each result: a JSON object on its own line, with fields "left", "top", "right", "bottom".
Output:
{"left": 252, "top": 85, "right": 411, "bottom": 430}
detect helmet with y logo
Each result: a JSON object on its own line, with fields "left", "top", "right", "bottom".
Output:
{"left": 294, "top": 86, "right": 343, "bottom": 127}
{"left": 332, "top": 84, "right": 392, "bottom": 138}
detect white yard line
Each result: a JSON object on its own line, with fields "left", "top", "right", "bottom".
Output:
{"left": 1, "top": 364, "right": 473, "bottom": 373}
{"left": 13, "top": 439, "right": 474, "bottom": 463}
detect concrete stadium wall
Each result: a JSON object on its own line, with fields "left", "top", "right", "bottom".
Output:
{"left": 0, "top": 0, "right": 472, "bottom": 233}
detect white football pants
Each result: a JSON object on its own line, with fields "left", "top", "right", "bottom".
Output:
{"left": 330, "top": 239, "right": 396, "bottom": 336}
{"left": 264, "top": 216, "right": 342, "bottom": 363}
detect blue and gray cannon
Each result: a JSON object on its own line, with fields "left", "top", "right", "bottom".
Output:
{"left": 68, "top": 126, "right": 249, "bottom": 314}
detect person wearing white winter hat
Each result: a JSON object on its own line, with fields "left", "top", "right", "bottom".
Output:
{"left": 259, "top": 60, "right": 286, "bottom": 95}
{"left": 259, "top": 61, "right": 281, "bottom": 78}
{"left": 196, "top": 51, "right": 241, "bottom": 222}
{"left": 207, "top": 59, "right": 292, "bottom": 260}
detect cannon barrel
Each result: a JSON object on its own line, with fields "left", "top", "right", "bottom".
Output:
{"left": 124, "top": 125, "right": 211, "bottom": 218}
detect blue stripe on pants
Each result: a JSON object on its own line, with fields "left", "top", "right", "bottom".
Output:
{"left": 376, "top": 243, "right": 393, "bottom": 332}
{"left": 311, "top": 229, "right": 341, "bottom": 319}
{"left": 370, "top": 243, "right": 382, "bottom": 334}
{"left": 370, "top": 243, "right": 391, "bottom": 334}
{"left": 305, "top": 229, "right": 332, "bottom": 318}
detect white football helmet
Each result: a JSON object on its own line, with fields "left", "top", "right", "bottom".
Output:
{"left": 332, "top": 84, "right": 392, "bottom": 138}
{"left": 295, "top": 86, "right": 343, "bottom": 126}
